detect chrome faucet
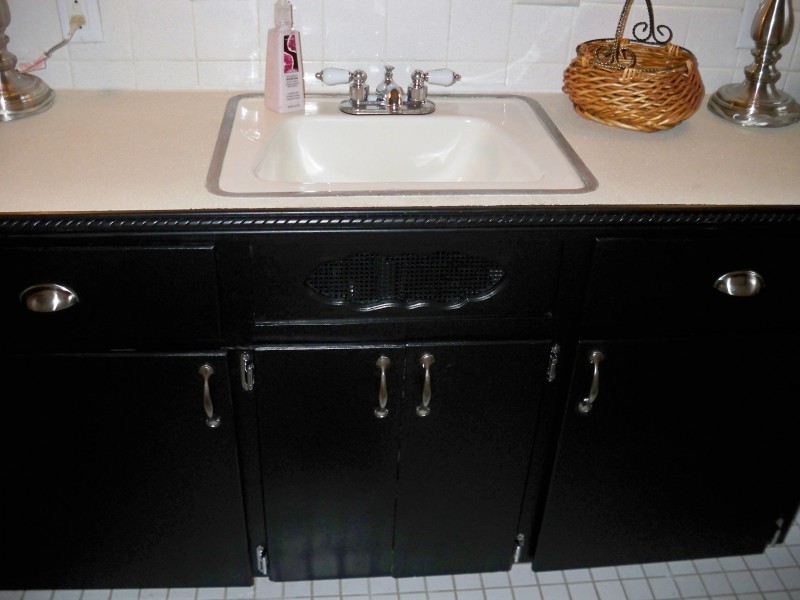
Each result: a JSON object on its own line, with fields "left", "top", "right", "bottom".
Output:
{"left": 375, "top": 66, "right": 405, "bottom": 111}
{"left": 315, "top": 65, "right": 461, "bottom": 115}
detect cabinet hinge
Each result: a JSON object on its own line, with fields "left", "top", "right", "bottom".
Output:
{"left": 769, "top": 518, "right": 785, "bottom": 546}
{"left": 256, "top": 544, "right": 268, "bottom": 576}
{"left": 547, "top": 343, "right": 560, "bottom": 382}
{"left": 513, "top": 533, "right": 525, "bottom": 563}
{"left": 240, "top": 351, "right": 255, "bottom": 392}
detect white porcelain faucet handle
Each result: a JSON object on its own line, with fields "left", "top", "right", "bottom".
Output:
{"left": 315, "top": 68, "right": 352, "bottom": 86}
{"left": 425, "top": 68, "right": 461, "bottom": 87}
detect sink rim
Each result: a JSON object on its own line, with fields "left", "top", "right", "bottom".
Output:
{"left": 206, "top": 92, "right": 598, "bottom": 198}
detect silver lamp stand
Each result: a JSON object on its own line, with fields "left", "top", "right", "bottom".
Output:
{"left": 708, "top": 0, "right": 800, "bottom": 127}
{"left": 0, "top": 0, "right": 55, "bottom": 122}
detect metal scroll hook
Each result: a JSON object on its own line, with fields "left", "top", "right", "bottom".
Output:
{"left": 631, "top": 0, "right": 673, "bottom": 44}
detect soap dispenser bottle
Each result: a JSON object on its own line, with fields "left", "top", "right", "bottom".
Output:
{"left": 264, "top": 0, "right": 304, "bottom": 113}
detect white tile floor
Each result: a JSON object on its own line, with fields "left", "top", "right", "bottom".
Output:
{"left": 3, "top": 517, "right": 799, "bottom": 600}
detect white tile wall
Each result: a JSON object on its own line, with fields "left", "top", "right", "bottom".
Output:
{"left": 5, "top": 0, "right": 800, "bottom": 98}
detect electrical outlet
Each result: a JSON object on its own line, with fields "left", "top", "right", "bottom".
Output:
{"left": 57, "top": 0, "right": 104, "bottom": 43}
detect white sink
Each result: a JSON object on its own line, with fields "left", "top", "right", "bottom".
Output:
{"left": 207, "top": 94, "right": 597, "bottom": 197}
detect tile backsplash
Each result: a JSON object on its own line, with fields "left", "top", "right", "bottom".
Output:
{"left": 6, "top": 0, "right": 800, "bottom": 98}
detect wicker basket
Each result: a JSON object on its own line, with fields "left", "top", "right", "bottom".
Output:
{"left": 563, "top": 0, "right": 704, "bottom": 132}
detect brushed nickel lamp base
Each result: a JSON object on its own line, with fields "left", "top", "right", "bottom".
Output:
{"left": 708, "top": 0, "right": 799, "bottom": 127}
{"left": 0, "top": 0, "right": 55, "bottom": 122}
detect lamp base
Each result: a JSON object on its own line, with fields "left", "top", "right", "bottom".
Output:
{"left": 0, "top": 67, "right": 55, "bottom": 122}
{"left": 708, "top": 81, "right": 800, "bottom": 127}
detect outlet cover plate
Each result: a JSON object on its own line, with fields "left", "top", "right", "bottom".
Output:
{"left": 57, "top": 0, "right": 104, "bottom": 43}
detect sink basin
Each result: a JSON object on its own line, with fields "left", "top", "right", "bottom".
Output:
{"left": 207, "top": 93, "right": 597, "bottom": 197}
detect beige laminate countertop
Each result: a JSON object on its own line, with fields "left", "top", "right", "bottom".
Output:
{"left": 1, "top": 89, "right": 798, "bottom": 214}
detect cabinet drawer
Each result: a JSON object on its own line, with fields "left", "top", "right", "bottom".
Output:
{"left": 250, "top": 231, "right": 562, "bottom": 330}
{"left": 1, "top": 245, "right": 221, "bottom": 348}
{"left": 582, "top": 237, "right": 799, "bottom": 333}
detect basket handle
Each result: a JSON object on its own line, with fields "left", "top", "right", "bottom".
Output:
{"left": 605, "top": 0, "right": 674, "bottom": 67}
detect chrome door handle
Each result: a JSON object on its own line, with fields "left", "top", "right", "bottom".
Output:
{"left": 578, "top": 350, "right": 604, "bottom": 415}
{"left": 416, "top": 353, "right": 435, "bottom": 417}
{"left": 374, "top": 355, "right": 390, "bottom": 419}
{"left": 199, "top": 363, "right": 221, "bottom": 428}
{"left": 20, "top": 283, "right": 79, "bottom": 312}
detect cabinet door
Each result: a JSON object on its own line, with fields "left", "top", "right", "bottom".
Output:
{"left": 533, "top": 337, "right": 800, "bottom": 571}
{"left": 393, "top": 341, "right": 550, "bottom": 577}
{"left": 256, "top": 346, "right": 405, "bottom": 581}
{"left": 2, "top": 352, "right": 250, "bottom": 589}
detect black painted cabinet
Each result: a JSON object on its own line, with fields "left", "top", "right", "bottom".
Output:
{"left": 533, "top": 336, "right": 800, "bottom": 571}
{"left": 255, "top": 345, "right": 403, "bottom": 581}
{"left": 0, "top": 241, "right": 252, "bottom": 590}
{"left": 2, "top": 352, "right": 251, "bottom": 589}
{"left": 255, "top": 341, "right": 550, "bottom": 581}
{"left": 3, "top": 217, "right": 799, "bottom": 589}
{"left": 531, "top": 234, "right": 800, "bottom": 572}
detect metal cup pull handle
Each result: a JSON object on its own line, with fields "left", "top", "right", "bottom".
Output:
{"left": 578, "top": 350, "right": 604, "bottom": 415}
{"left": 374, "top": 355, "right": 390, "bottom": 419}
{"left": 713, "top": 270, "right": 764, "bottom": 297}
{"left": 20, "top": 283, "right": 79, "bottom": 312}
{"left": 199, "top": 363, "right": 221, "bottom": 428}
{"left": 416, "top": 353, "right": 435, "bottom": 417}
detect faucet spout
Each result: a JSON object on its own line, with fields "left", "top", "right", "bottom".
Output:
{"left": 386, "top": 87, "right": 403, "bottom": 112}
{"left": 376, "top": 65, "right": 404, "bottom": 103}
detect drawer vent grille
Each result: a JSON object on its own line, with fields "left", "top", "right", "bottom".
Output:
{"left": 306, "top": 251, "right": 506, "bottom": 311}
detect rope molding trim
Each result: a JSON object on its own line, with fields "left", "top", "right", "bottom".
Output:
{"left": 0, "top": 208, "right": 799, "bottom": 234}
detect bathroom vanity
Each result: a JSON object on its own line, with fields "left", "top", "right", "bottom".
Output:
{"left": 1, "top": 90, "right": 798, "bottom": 590}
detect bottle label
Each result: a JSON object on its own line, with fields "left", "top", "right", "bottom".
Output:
{"left": 283, "top": 34, "right": 300, "bottom": 74}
